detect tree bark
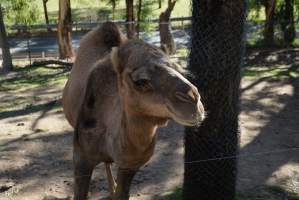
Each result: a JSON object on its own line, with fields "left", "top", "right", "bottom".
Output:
{"left": 136, "top": 0, "right": 142, "bottom": 38}
{"left": 183, "top": 0, "right": 247, "bottom": 200}
{"left": 262, "top": 0, "right": 276, "bottom": 44}
{"left": 57, "top": 0, "right": 74, "bottom": 59}
{"left": 283, "top": 0, "right": 295, "bottom": 43}
{"left": 159, "top": 0, "right": 177, "bottom": 54}
{"left": 112, "top": 0, "right": 116, "bottom": 20}
{"left": 0, "top": 5, "right": 13, "bottom": 73}
{"left": 43, "top": 0, "right": 51, "bottom": 32}
{"left": 126, "top": 0, "right": 135, "bottom": 39}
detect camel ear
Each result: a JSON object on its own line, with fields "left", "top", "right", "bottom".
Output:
{"left": 111, "top": 47, "right": 123, "bottom": 74}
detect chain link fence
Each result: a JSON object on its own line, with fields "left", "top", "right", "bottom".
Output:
{"left": 183, "top": 1, "right": 299, "bottom": 200}
{"left": 1, "top": 17, "right": 298, "bottom": 67}
{"left": 0, "top": 2, "right": 298, "bottom": 199}
{"left": 183, "top": 1, "right": 247, "bottom": 199}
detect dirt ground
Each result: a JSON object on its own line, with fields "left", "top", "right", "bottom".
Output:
{"left": 0, "top": 48, "right": 298, "bottom": 200}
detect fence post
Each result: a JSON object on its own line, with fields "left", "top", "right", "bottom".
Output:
{"left": 26, "top": 30, "right": 32, "bottom": 66}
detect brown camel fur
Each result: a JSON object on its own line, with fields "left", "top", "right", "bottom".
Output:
{"left": 62, "top": 22, "right": 205, "bottom": 200}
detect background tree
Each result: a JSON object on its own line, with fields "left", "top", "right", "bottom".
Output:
{"left": 136, "top": 0, "right": 143, "bottom": 38}
{"left": 125, "top": 0, "right": 135, "bottom": 38}
{"left": 159, "top": 0, "right": 177, "bottom": 54}
{"left": 2, "top": 0, "right": 40, "bottom": 26}
{"left": 105, "top": 0, "right": 120, "bottom": 20}
{"left": 183, "top": 0, "right": 246, "bottom": 200}
{"left": 0, "top": 5, "right": 13, "bottom": 73}
{"left": 262, "top": 0, "right": 276, "bottom": 44}
{"left": 57, "top": 0, "right": 74, "bottom": 59}
{"left": 280, "top": 0, "right": 296, "bottom": 43}
{"left": 42, "top": 0, "right": 51, "bottom": 32}
{"left": 158, "top": 0, "right": 162, "bottom": 8}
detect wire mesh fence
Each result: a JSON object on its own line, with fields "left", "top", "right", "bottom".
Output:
{"left": 1, "top": 16, "right": 298, "bottom": 68}
{"left": 183, "top": 1, "right": 299, "bottom": 200}
{"left": 0, "top": 2, "right": 299, "bottom": 199}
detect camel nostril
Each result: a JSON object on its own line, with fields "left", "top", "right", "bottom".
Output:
{"left": 175, "top": 91, "right": 197, "bottom": 103}
{"left": 188, "top": 89, "right": 199, "bottom": 102}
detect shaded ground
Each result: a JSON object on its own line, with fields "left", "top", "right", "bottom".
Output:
{"left": 0, "top": 48, "right": 298, "bottom": 200}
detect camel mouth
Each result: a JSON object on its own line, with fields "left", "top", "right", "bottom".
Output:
{"left": 166, "top": 104, "right": 204, "bottom": 127}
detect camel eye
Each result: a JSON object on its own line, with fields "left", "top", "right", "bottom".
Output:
{"left": 134, "top": 79, "right": 149, "bottom": 87}
{"left": 133, "top": 79, "right": 153, "bottom": 91}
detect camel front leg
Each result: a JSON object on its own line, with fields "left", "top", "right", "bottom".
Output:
{"left": 73, "top": 150, "right": 95, "bottom": 200}
{"left": 113, "top": 168, "right": 137, "bottom": 200}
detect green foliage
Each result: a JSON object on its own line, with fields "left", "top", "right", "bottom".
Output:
{"left": 2, "top": 0, "right": 41, "bottom": 25}
{"left": 137, "top": 0, "right": 157, "bottom": 32}
{"left": 154, "top": 187, "right": 182, "bottom": 200}
{"left": 104, "top": 0, "right": 120, "bottom": 8}
{"left": 248, "top": 0, "right": 263, "bottom": 21}
{"left": 248, "top": 0, "right": 298, "bottom": 46}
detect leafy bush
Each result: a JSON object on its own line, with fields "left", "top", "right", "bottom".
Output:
{"left": 2, "top": 0, "right": 41, "bottom": 25}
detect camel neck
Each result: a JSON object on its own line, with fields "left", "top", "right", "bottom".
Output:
{"left": 123, "top": 112, "right": 158, "bottom": 152}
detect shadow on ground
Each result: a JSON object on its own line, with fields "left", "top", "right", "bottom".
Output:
{"left": 0, "top": 48, "right": 298, "bottom": 200}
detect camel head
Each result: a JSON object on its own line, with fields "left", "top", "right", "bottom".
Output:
{"left": 111, "top": 40, "right": 205, "bottom": 126}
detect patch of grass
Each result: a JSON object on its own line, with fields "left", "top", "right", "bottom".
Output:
{"left": 237, "top": 185, "right": 299, "bottom": 200}
{"left": 242, "top": 64, "right": 299, "bottom": 79}
{"left": 0, "top": 65, "right": 68, "bottom": 114}
{"left": 246, "top": 34, "right": 299, "bottom": 48}
{"left": 39, "top": 0, "right": 191, "bottom": 23}
{"left": 154, "top": 187, "right": 182, "bottom": 200}
{"left": 293, "top": 38, "right": 299, "bottom": 47}
{"left": 152, "top": 185, "right": 299, "bottom": 200}
{"left": 0, "top": 65, "right": 69, "bottom": 91}
{"left": 176, "top": 48, "right": 189, "bottom": 58}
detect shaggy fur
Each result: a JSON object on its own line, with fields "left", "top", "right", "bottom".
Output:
{"left": 62, "top": 22, "right": 204, "bottom": 200}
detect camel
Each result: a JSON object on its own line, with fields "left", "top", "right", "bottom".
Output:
{"left": 62, "top": 22, "right": 205, "bottom": 200}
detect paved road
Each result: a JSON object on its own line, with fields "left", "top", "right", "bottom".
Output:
{"left": 1, "top": 24, "right": 298, "bottom": 60}
{"left": 0, "top": 30, "right": 191, "bottom": 59}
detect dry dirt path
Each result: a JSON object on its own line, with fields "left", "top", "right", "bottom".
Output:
{"left": 0, "top": 48, "right": 298, "bottom": 200}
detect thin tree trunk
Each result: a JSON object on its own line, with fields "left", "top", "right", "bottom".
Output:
{"left": 283, "top": 0, "right": 295, "bottom": 43}
{"left": 137, "top": 0, "right": 142, "bottom": 38}
{"left": 126, "top": 0, "right": 135, "bottom": 39}
{"left": 112, "top": 0, "right": 116, "bottom": 20}
{"left": 158, "top": 0, "right": 162, "bottom": 9}
{"left": 57, "top": 0, "right": 74, "bottom": 59}
{"left": 263, "top": 0, "right": 276, "bottom": 44}
{"left": 43, "top": 0, "right": 51, "bottom": 32}
{"left": 159, "top": 0, "right": 177, "bottom": 54}
{"left": 183, "top": 0, "right": 247, "bottom": 200}
{"left": 0, "top": 5, "right": 13, "bottom": 73}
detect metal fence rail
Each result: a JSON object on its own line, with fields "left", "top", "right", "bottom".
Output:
{"left": 8, "top": 16, "right": 192, "bottom": 32}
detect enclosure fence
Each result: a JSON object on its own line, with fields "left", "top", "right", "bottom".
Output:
{"left": 2, "top": 17, "right": 298, "bottom": 67}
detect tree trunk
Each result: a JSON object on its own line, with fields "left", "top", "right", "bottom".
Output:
{"left": 57, "top": 0, "right": 74, "bottom": 59}
{"left": 263, "top": 0, "right": 276, "bottom": 44}
{"left": 126, "top": 0, "right": 135, "bottom": 39}
{"left": 158, "top": 0, "right": 162, "bottom": 8}
{"left": 0, "top": 5, "right": 13, "bottom": 73}
{"left": 183, "top": 0, "right": 246, "bottom": 200}
{"left": 43, "top": 0, "right": 51, "bottom": 32}
{"left": 112, "top": 0, "right": 116, "bottom": 20}
{"left": 136, "top": 0, "right": 142, "bottom": 38}
{"left": 159, "top": 0, "right": 177, "bottom": 54}
{"left": 283, "top": 0, "right": 295, "bottom": 43}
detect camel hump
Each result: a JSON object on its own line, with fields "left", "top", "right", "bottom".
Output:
{"left": 101, "top": 21, "right": 125, "bottom": 48}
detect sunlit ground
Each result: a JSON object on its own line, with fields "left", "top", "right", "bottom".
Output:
{"left": 0, "top": 48, "right": 298, "bottom": 200}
